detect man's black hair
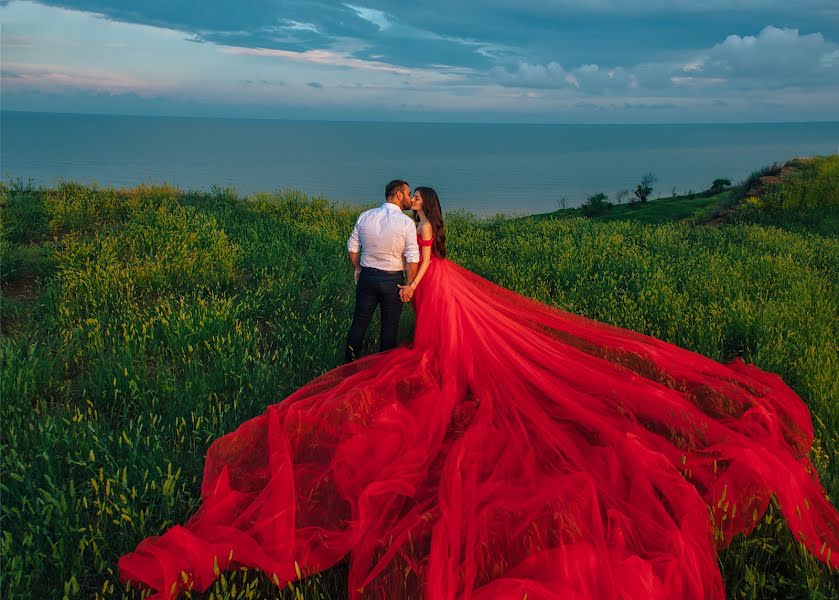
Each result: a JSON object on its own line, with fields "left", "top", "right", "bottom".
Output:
{"left": 385, "top": 180, "right": 409, "bottom": 199}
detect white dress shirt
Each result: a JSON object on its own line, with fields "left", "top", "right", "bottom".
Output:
{"left": 347, "top": 202, "right": 420, "bottom": 271}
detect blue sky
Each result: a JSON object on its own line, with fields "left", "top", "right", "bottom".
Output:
{"left": 1, "top": 0, "right": 838, "bottom": 122}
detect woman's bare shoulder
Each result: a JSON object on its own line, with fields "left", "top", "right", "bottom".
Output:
{"left": 419, "top": 221, "right": 433, "bottom": 238}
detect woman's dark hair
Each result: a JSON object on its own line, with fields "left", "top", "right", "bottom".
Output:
{"left": 413, "top": 186, "right": 446, "bottom": 258}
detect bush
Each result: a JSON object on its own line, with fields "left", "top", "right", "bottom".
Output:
{"left": 579, "top": 192, "right": 613, "bottom": 217}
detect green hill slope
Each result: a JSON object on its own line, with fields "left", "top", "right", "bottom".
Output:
{"left": 1, "top": 160, "right": 837, "bottom": 598}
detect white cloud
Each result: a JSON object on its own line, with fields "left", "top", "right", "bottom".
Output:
{"left": 822, "top": 49, "right": 839, "bottom": 68}
{"left": 219, "top": 46, "right": 414, "bottom": 75}
{"left": 573, "top": 64, "right": 634, "bottom": 92}
{"left": 492, "top": 61, "right": 572, "bottom": 88}
{"left": 493, "top": 61, "right": 634, "bottom": 92}
{"left": 281, "top": 20, "right": 320, "bottom": 34}
{"left": 698, "top": 25, "right": 837, "bottom": 82}
{"left": 669, "top": 75, "right": 727, "bottom": 87}
{"left": 344, "top": 4, "right": 393, "bottom": 31}
{"left": 493, "top": 25, "right": 839, "bottom": 92}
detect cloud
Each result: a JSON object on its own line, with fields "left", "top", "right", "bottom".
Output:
{"left": 695, "top": 25, "right": 839, "bottom": 85}
{"left": 344, "top": 4, "right": 393, "bottom": 31}
{"left": 3, "top": 1, "right": 839, "bottom": 121}
{"left": 622, "top": 101, "right": 682, "bottom": 110}
{"left": 281, "top": 20, "right": 319, "bottom": 34}
{"left": 493, "top": 61, "right": 636, "bottom": 93}
{"left": 240, "top": 78, "right": 286, "bottom": 87}
{"left": 307, "top": 81, "right": 323, "bottom": 88}
{"left": 2, "top": 61, "right": 160, "bottom": 94}
{"left": 492, "top": 61, "right": 572, "bottom": 88}
{"left": 17, "top": 1, "right": 839, "bottom": 77}
{"left": 571, "top": 64, "right": 636, "bottom": 92}
{"left": 493, "top": 25, "right": 839, "bottom": 93}
{"left": 219, "top": 45, "right": 415, "bottom": 75}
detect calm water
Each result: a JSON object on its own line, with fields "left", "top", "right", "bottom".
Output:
{"left": 3, "top": 111, "right": 838, "bottom": 215}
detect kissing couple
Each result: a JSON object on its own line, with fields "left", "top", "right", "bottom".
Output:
{"left": 119, "top": 178, "right": 838, "bottom": 599}
{"left": 344, "top": 179, "right": 442, "bottom": 363}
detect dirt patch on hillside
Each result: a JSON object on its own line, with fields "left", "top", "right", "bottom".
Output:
{"left": 1, "top": 273, "right": 39, "bottom": 302}
{"left": 1, "top": 273, "right": 41, "bottom": 337}
{"left": 750, "top": 164, "right": 799, "bottom": 197}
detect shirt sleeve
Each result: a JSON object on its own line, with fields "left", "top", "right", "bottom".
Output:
{"left": 347, "top": 215, "right": 361, "bottom": 253}
{"left": 403, "top": 219, "right": 420, "bottom": 263}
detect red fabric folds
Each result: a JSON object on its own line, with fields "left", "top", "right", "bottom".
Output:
{"left": 119, "top": 256, "right": 839, "bottom": 599}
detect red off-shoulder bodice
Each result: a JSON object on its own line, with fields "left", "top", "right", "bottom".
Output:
{"left": 417, "top": 234, "right": 434, "bottom": 265}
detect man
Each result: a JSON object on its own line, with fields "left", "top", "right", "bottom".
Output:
{"left": 345, "top": 180, "right": 420, "bottom": 362}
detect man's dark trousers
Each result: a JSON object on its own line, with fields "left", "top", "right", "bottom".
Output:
{"left": 345, "top": 266, "right": 404, "bottom": 362}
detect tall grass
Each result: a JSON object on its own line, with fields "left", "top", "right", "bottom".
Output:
{"left": 1, "top": 159, "right": 838, "bottom": 598}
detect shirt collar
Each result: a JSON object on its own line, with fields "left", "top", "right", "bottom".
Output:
{"left": 382, "top": 201, "right": 404, "bottom": 212}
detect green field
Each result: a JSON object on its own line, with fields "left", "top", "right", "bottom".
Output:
{"left": 2, "top": 155, "right": 838, "bottom": 598}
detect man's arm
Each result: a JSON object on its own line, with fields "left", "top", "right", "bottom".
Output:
{"left": 347, "top": 217, "right": 362, "bottom": 284}
{"left": 406, "top": 261, "right": 419, "bottom": 282}
{"left": 348, "top": 251, "right": 361, "bottom": 283}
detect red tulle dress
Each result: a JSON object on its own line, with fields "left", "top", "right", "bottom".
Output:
{"left": 118, "top": 234, "right": 839, "bottom": 599}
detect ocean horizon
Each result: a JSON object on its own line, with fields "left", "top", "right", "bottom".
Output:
{"left": 3, "top": 110, "right": 838, "bottom": 216}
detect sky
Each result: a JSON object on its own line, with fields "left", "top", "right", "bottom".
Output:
{"left": 1, "top": 0, "right": 838, "bottom": 123}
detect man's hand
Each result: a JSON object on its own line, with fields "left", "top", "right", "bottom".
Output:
{"left": 354, "top": 265, "right": 361, "bottom": 285}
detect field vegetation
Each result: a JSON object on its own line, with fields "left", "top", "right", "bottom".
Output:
{"left": 1, "top": 155, "right": 837, "bottom": 598}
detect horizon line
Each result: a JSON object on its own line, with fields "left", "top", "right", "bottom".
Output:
{"left": 3, "top": 108, "right": 839, "bottom": 128}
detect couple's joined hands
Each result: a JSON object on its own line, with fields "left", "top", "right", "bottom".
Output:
{"left": 398, "top": 281, "right": 416, "bottom": 303}
{"left": 352, "top": 266, "right": 415, "bottom": 302}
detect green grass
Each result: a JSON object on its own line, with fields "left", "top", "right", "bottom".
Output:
{"left": 2, "top": 157, "right": 838, "bottom": 598}
{"left": 535, "top": 191, "right": 725, "bottom": 225}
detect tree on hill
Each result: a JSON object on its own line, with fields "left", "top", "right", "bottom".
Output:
{"left": 708, "top": 178, "right": 732, "bottom": 195}
{"left": 633, "top": 172, "right": 657, "bottom": 204}
{"left": 614, "top": 189, "right": 629, "bottom": 204}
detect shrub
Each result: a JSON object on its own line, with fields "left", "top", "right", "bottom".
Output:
{"left": 580, "top": 192, "right": 613, "bottom": 217}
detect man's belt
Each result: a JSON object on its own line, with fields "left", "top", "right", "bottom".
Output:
{"left": 361, "top": 266, "right": 403, "bottom": 275}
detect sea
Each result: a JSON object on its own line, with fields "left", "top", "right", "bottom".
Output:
{"left": 3, "top": 111, "right": 837, "bottom": 216}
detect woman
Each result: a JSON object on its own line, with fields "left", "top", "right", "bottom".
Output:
{"left": 119, "top": 188, "right": 838, "bottom": 599}
{"left": 397, "top": 187, "right": 444, "bottom": 305}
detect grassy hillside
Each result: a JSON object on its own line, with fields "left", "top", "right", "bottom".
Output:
{"left": 534, "top": 189, "right": 725, "bottom": 225}
{"left": 533, "top": 154, "right": 839, "bottom": 236}
{"left": 1, "top": 155, "right": 838, "bottom": 598}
